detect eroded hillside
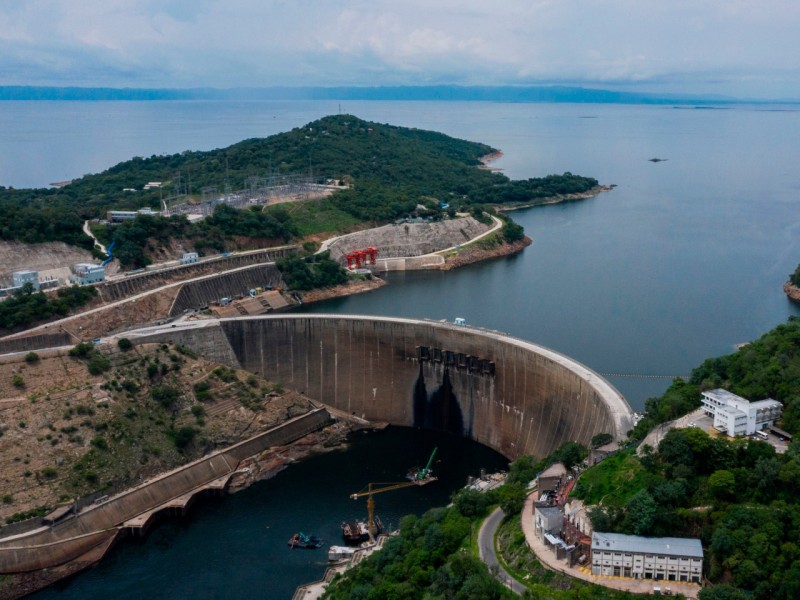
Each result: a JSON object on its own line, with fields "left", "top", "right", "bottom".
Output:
{"left": 0, "top": 341, "right": 314, "bottom": 523}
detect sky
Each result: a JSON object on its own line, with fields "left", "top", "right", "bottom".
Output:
{"left": 1, "top": 0, "right": 799, "bottom": 99}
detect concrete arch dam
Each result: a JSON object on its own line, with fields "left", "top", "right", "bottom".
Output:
{"left": 129, "top": 315, "right": 633, "bottom": 460}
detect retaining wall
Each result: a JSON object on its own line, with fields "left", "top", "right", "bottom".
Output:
{"left": 0, "top": 409, "right": 328, "bottom": 573}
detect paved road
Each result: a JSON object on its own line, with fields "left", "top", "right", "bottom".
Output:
{"left": 478, "top": 507, "right": 527, "bottom": 595}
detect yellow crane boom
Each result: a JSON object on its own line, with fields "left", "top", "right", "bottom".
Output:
{"left": 350, "top": 480, "right": 435, "bottom": 538}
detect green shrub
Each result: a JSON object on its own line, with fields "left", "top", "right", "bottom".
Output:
{"left": 117, "top": 338, "right": 133, "bottom": 351}
{"left": 40, "top": 467, "right": 57, "bottom": 479}
{"left": 24, "top": 351, "right": 40, "bottom": 364}
{"left": 11, "top": 374, "right": 24, "bottom": 388}
{"left": 151, "top": 385, "right": 181, "bottom": 409}
{"left": 90, "top": 436, "right": 108, "bottom": 450}
{"left": 170, "top": 426, "right": 197, "bottom": 450}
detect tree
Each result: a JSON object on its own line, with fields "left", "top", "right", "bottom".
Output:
{"left": 708, "top": 470, "right": 736, "bottom": 500}
{"left": 591, "top": 433, "right": 613, "bottom": 448}
{"left": 552, "top": 441, "right": 588, "bottom": 470}
{"left": 496, "top": 482, "right": 526, "bottom": 516}
{"left": 623, "top": 490, "right": 657, "bottom": 535}
{"left": 698, "top": 584, "right": 751, "bottom": 600}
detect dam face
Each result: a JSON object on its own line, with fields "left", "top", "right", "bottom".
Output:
{"left": 134, "top": 315, "right": 632, "bottom": 459}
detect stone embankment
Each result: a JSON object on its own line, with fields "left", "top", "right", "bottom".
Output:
{"left": 785, "top": 282, "right": 800, "bottom": 304}
{"left": 324, "top": 217, "right": 493, "bottom": 263}
{"left": 439, "top": 236, "right": 532, "bottom": 270}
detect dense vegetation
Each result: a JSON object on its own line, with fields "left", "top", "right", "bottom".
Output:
{"left": 324, "top": 507, "right": 512, "bottom": 600}
{"left": 276, "top": 251, "right": 349, "bottom": 291}
{"left": 791, "top": 263, "right": 800, "bottom": 287}
{"left": 0, "top": 115, "right": 598, "bottom": 254}
{"left": 572, "top": 317, "right": 800, "bottom": 599}
{"left": 0, "top": 283, "right": 97, "bottom": 331}
{"left": 97, "top": 204, "right": 296, "bottom": 268}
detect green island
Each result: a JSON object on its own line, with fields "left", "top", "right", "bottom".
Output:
{"left": 323, "top": 316, "right": 800, "bottom": 600}
{"left": 0, "top": 115, "right": 598, "bottom": 268}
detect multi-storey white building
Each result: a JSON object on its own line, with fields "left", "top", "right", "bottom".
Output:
{"left": 701, "top": 388, "right": 782, "bottom": 437}
{"left": 591, "top": 532, "right": 703, "bottom": 583}
{"left": 69, "top": 263, "right": 105, "bottom": 285}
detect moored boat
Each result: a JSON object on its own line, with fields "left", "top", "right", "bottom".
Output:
{"left": 288, "top": 532, "right": 323, "bottom": 549}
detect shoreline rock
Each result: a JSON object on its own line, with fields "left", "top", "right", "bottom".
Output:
{"left": 784, "top": 282, "right": 800, "bottom": 304}
{"left": 439, "top": 236, "right": 532, "bottom": 270}
{"left": 497, "top": 184, "right": 616, "bottom": 212}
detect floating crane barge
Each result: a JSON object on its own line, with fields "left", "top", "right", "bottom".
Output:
{"left": 343, "top": 448, "right": 438, "bottom": 544}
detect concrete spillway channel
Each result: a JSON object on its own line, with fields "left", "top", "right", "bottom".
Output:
{"left": 0, "top": 314, "right": 633, "bottom": 593}
{"left": 0, "top": 410, "right": 329, "bottom": 585}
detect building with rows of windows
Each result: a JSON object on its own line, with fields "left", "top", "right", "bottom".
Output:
{"left": 700, "top": 388, "right": 782, "bottom": 437}
{"left": 591, "top": 532, "right": 703, "bottom": 583}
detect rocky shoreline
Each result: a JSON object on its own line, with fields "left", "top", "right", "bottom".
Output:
{"left": 498, "top": 184, "right": 616, "bottom": 212}
{"left": 439, "top": 236, "right": 532, "bottom": 270}
{"left": 784, "top": 281, "right": 800, "bottom": 304}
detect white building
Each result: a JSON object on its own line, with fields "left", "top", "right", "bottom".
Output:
{"left": 180, "top": 252, "right": 199, "bottom": 265}
{"left": 69, "top": 263, "right": 105, "bottom": 285}
{"left": 12, "top": 270, "right": 39, "bottom": 290}
{"left": 701, "top": 388, "right": 782, "bottom": 437}
{"left": 591, "top": 532, "right": 703, "bottom": 583}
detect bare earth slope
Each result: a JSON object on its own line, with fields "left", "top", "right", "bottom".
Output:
{"left": 0, "top": 241, "right": 96, "bottom": 286}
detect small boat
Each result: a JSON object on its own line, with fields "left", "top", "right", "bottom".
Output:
{"left": 288, "top": 532, "right": 323, "bottom": 549}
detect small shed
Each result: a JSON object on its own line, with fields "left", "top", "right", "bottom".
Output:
{"left": 538, "top": 462, "right": 567, "bottom": 493}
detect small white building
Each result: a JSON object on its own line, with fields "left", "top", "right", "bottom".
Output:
{"left": 69, "top": 263, "right": 105, "bottom": 285}
{"left": 12, "top": 270, "right": 39, "bottom": 290}
{"left": 701, "top": 388, "right": 782, "bottom": 437}
{"left": 591, "top": 532, "right": 703, "bottom": 583}
{"left": 180, "top": 252, "right": 199, "bottom": 265}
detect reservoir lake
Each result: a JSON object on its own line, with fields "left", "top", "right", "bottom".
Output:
{"left": 2, "top": 99, "right": 798, "bottom": 597}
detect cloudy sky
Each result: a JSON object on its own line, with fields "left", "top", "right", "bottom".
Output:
{"left": 1, "top": 0, "right": 799, "bottom": 99}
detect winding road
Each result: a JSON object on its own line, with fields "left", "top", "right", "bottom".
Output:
{"left": 478, "top": 507, "right": 527, "bottom": 595}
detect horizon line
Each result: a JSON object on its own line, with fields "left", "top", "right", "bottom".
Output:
{"left": 1, "top": 84, "right": 798, "bottom": 105}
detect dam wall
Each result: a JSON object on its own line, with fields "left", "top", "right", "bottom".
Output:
{"left": 131, "top": 316, "right": 632, "bottom": 461}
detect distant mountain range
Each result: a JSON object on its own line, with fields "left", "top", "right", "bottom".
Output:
{"left": 0, "top": 85, "right": 793, "bottom": 104}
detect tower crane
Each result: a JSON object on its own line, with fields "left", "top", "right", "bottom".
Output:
{"left": 349, "top": 448, "right": 438, "bottom": 539}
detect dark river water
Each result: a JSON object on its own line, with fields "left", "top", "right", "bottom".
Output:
{"left": 5, "top": 99, "right": 799, "bottom": 597}
{"left": 33, "top": 427, "right": 507, "bottom": 599}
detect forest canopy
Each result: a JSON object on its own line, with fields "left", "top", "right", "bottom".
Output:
{"left": 0, "top": 115, "right": 598, "bottom": 253}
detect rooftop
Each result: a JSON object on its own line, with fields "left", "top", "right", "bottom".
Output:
{"left": 539, "top": 462, "right": 567, "bottom": 478}
{"left": 591, "top": 532, "right": 703, "bottom": 559}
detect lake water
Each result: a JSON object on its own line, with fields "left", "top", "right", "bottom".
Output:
{"left": 2, "top": 100, "right": 798, "bottom": 407}
{"left": 4, "top": 99, "right": 800, "bottom": 597}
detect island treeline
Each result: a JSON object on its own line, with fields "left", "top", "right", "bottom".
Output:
{"left": 0, "top": 115, "right": 598, "bottom": 259}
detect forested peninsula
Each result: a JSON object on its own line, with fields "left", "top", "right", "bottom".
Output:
{"left": 0, "top": 115, "right": 599, "bottom": 266}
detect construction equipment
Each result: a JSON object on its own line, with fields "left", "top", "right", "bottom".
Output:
{"left": 349, "top": 448, "right": 439, "bottom": 539}
{"left": 408, "top": 447, "right": 438, "bottom": 482}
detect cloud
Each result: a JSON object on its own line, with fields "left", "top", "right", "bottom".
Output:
{"left": 0, "top": 0, "right": 798, "bottom": 97}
